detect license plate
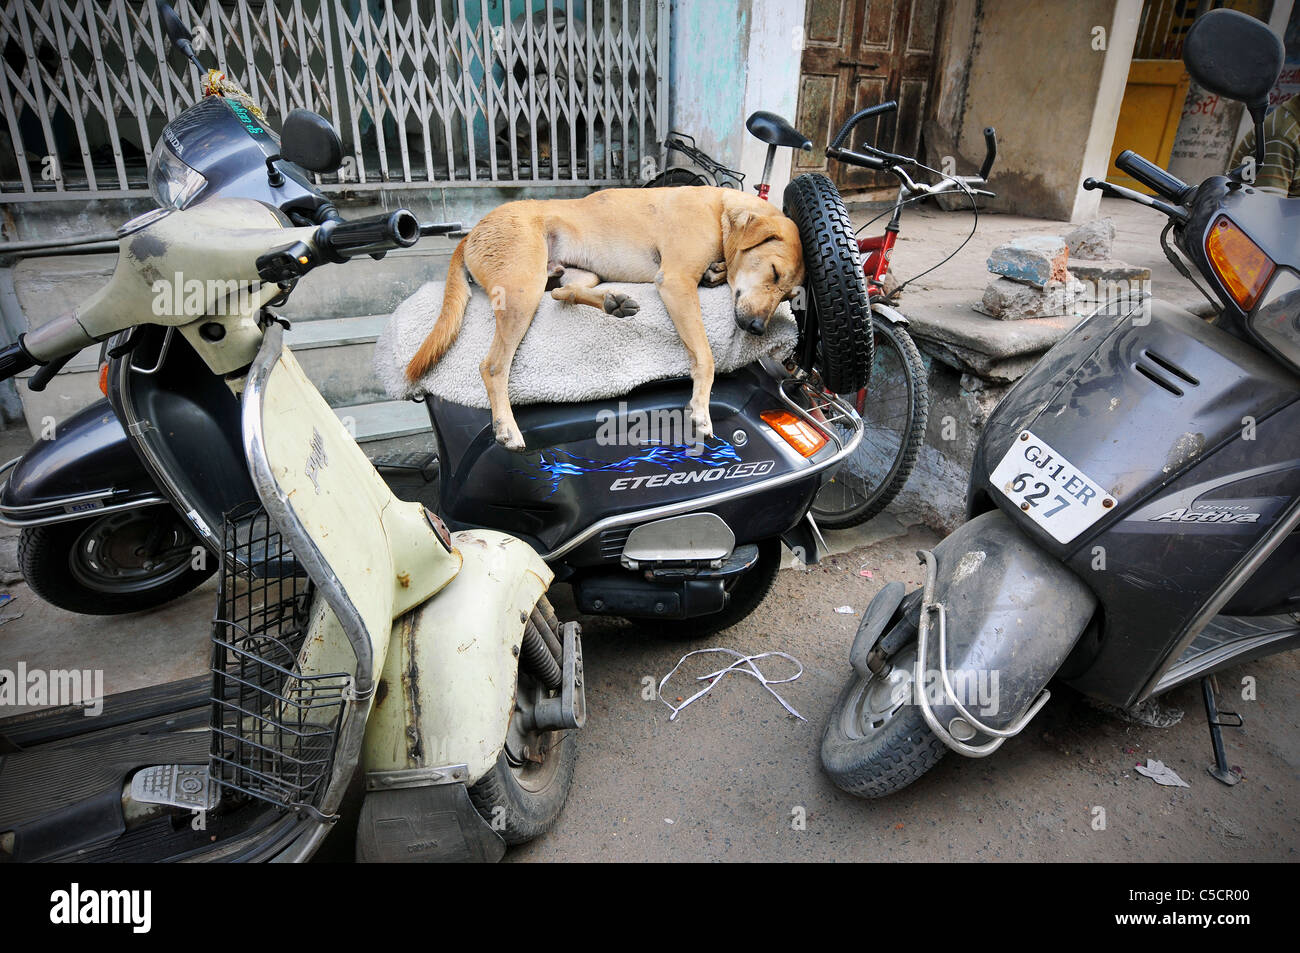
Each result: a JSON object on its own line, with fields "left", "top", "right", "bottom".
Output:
{"left": 989, "top": 431, "right": 1114, "bottom": 544}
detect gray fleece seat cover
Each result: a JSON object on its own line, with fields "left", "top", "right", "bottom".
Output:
{"left": 374, "top": 279, "right": 799, "bottom": 408}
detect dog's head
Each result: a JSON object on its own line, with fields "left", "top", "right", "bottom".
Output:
{"left": 721, "top": 206, "right": 805, "bottom": 335}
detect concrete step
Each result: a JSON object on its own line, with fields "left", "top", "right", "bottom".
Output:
{"left": 334, "top": 398, "right": 430, "bottom": 444}
{"left": 284, "top": 313, "right": 391, "bottom": 408}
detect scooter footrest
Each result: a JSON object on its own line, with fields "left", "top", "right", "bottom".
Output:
{"left": 129, "top": 763, "right": 219, "bottom": 812}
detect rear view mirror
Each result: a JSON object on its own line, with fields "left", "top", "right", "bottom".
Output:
{"left": 1183, "top": 9, "right": 1282, "bottom": 110}
{"left": 157, "top": 1, "right": 193, "bottom": 47}
{"left": 280, "top": 109, "right": 344, "bottom": 174}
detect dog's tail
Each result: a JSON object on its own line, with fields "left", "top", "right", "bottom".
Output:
{"left": 405, "top": 237, "right": 470, "bottom": 383}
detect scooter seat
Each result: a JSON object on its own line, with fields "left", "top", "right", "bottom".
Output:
{"left": 377, "top": 280, "right": 798, "bottom": 408}
{"left": 745, "top": 111, "right": 812, "bottom": 151}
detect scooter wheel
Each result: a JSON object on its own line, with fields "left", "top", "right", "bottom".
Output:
{"left": 782, "top": 173, "right": 874, "bottom": 394}
{"left": 17, "top": 508, "right": 216, "bottom": 616}
{"left": 820, "top": 633, "right": 948, "bottom": 798}
{"left": 469, "top": 728, "right": 577, "bottom": 846}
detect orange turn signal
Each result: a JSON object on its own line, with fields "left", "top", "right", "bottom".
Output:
{"left": 1206, "top": 215, "right": 1274, "bottom": 311}
{"left": 98, "top": 363, "right": 109, "bottom": 396}
{"left": 760, "top": 409, "right": 827, "bottom": 457}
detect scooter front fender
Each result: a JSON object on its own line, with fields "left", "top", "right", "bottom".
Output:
{"left": 363, "top": 529, "right": 554, "bottom": 785}
{"left": 0, "top": 399, "right": 163, "bottom": 525}
{"left": 913, "top": 510, "right": 1096, "bottom": 751}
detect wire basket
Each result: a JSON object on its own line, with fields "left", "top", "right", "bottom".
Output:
{"left": 209, "top": 502, "right": 350, "bottom": 811}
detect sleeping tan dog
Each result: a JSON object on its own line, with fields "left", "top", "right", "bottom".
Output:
{"left": 404, "top": 186, "right": 805, "bottom": 451}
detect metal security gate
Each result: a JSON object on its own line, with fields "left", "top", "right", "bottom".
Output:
{"left": 0, "top": 0, "right": 668, "bottom": 202}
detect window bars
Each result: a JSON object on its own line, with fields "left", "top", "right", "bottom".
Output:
{"left": 0, "top": 0, "right": 669, "bottom": 202}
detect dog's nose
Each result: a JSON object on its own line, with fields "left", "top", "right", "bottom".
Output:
{"left": 746, "top": 317, "right": 767, "bottom": 336}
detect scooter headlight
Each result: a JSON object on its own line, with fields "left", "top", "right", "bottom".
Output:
{"left": 147, "top": 141, "right": 208, "bottom": 210}
{"left": 1248, "top": 268, "right": 1300, "bottom": 373}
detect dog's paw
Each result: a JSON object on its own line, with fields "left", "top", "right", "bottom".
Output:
{"left": 493, "top": 419, "right": 527, "bottom": 452}
{"left": 603, "top": 291, "right": 640, "bottom": 318}
{"left": 702, "top": 261, "right": 727, "bottom": 287}
{"left": 689, "top": 408, "right": 714, "bottom": 440}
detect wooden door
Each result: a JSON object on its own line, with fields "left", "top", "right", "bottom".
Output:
{"left": 794, "top": 0, "right": 941, "bottom": 192}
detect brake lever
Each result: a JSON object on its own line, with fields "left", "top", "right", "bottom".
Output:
{"left": 1084, "top": 177, "right": 1187, "bottom": 221}
{"left": 107, "top": 327, "right": 142, "bottom": 359}
{"left": 27, "top": 352, "right": 74, "bottom": 393}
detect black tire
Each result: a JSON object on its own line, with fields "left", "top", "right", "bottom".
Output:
{"left": 18, "top": 507, "right": 216, "bottom": 616}
{"left": 811, "top": 317, "right": 928, "bottom": 528}
{"left": 820, "top": 625, "right": 947, "bottom": 798}
{"left": 468, "top": 723, "right": 577, "bottom": 846}
{"left": 645, "top": 537, "right": 782, "bottom": 640}
{"left": 644, "top": 167, "right": 709, "bottom": 187}
{"left": 782, "top": 173, "right": 873, "bottom": 394}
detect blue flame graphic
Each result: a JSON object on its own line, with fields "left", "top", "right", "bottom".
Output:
{"left": 516, "top": 440, "right": 741, "bottom": 497}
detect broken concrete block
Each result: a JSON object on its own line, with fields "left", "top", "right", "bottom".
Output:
{"left": 987, "top": 236, "right": 1069, "bottom": 289}
{"left": 980, "top": 276, "right": 1085, "bottom": 320}
{"left": 1067, "top": 259, "right": 1150, "bottom": 283}
{"left": 1066, "top": 218, "right": 1115, "bottom": 260}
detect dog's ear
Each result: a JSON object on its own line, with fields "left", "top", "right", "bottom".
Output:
{"left": 722, "top": 206, "right": 782, "bottom": 263}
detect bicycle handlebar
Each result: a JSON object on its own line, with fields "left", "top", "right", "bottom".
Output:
{"left": 979, "top": 127, "right": 998, "bottom": 181}
{"left": 824, "top": 146, "right": 888, "bottom": 170}
{"left": 829, "top": 100, "right": 898, "bottom": 151}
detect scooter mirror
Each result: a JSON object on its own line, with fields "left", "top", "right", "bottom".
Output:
{"left": 156, "top": 1, "right": 194, "bottom": 48}
{"left": 1182, "top": 9, "right": 1282, "bottom": 112}
{"left": 280, "top": 109, "right": 345, "bottom": 174}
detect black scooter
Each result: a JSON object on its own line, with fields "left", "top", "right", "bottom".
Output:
{"left": 2, "top": 3, "right": 868, "bottom": 632}
{"left": 822, "top": 9, "right": 1300, "bottom": 797}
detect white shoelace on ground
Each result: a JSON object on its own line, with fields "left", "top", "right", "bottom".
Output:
{"left": 657, "top": 648, "right": 805, "bottom": 722}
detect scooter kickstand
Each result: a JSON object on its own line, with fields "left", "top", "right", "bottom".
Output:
{"left": 1200, "top": 676, "right": 1243, "bottom": 786}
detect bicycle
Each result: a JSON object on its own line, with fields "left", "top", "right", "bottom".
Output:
{"left": 644, "top": 108, "right": 993, "bottom": 528}
{"left": 804, "top": 100, "right": 998, "bottom": 527}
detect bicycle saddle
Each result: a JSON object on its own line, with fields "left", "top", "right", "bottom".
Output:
{"left": 745, "top": 111, "right": 812, "bottom": 150}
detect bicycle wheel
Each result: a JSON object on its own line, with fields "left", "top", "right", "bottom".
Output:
{"left": 643, "top": 167, "right": 709, "bottom": 187}
{"left": 782, "top": 173, "right": 874, "bottom": 394}
{"left": 812, "top": 316, "right": 928, "bottom": 529}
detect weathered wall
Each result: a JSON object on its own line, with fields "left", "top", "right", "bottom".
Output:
{"left": 934, "top": 0, "right": 1141, "bottom": 221}
{"left": 667, "top": 0, "right": 805, "bottom": 197}
{"left": 667, "top": 0, "right": 752, "bottom": 175}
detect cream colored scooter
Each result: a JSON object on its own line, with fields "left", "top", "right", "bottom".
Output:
{"left": 0, "top": 198, "right": 584, "bottom": 862}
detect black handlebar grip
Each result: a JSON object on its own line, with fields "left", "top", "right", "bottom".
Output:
{"left": 316, "top": 209, "right": 421, "bottom": 262}
{"left": 979, "top": 127, "right": 998, "bottom": 180}
{"left": 825, "top": 146, "right": 888, "bottom": 171}
{"left": 830, "top": 100, "right": 898, "bottom": 150}
{"left": 419, "top": 221, "right": 464, "bottom": 237}
{"left": 1115, "top": 150, "right": 1192, "bottom": 203}
{"left": 27, "top": 351, "right": 74, "bottom": 393}
{"left": 0, "top": 340, "right": 37, "bottom": 382}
